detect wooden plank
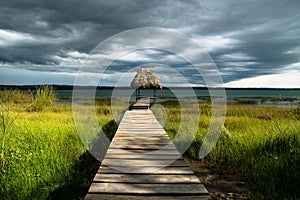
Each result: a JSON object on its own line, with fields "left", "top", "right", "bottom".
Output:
{"left": 120, "top": 119, "right": 158, "bottom": 122}
{"left": 135, "top": 102, "right": 150, "bottom": 105}
{"left": 113, "top": 134, "right": 169, "bottom": 138}
{"left": 114, "top": 132, "right": 168, "bottom": 136}
{"left": 119, "top": 124, "right": 161, "bottom": 127}
{"left": 118, "top": 129, "right": 165, "bottom": 133}
{"left": 111, "top": 142, "right": 171, "bottom": 146}
{"left": 132, "top": 99, "right": 151, "bottom": 109}
{"left": 123, "top": 114, "right": 155, "bottom": 117}
{"left": 113, "top": 136, "right": 170, "bottom": 140}
{"left": 121, "top": 118, "right": 158, "bottom": 122}
{"left": 120, "top": 119, "right": 159, "bottom": 122}
{"left": 120, "top": 121, "right": 160, "bottom": 123}
{"left": 108, "top": 148, "right": 177, "bottom": 151}
{"left": 120, "top": 119, "right": 157, "bottom": 122}
{"left": 104, "top": 154, "right": 182, "bottom": 160}
{"left": 120, "top": 118, "right": 159, "bottom": 121}
{"left": 88, "top": 183, "right": 208, "bottom": 194}
{"left": 101, "top": 159, "right": 189, "bottom": 167}
{"left": 114, "top": 133, "right": 169, "bottom": 138}
{"left": 86, "top": 194, "right": 211, "bottom": 200}
{"left": 106, "top": 148, "right": 181, "bottom": 155}
{"left": 114, "top": 133, "right": 168, "bottom": 137}
{"left": 93, "top": 174, "right": 201, "bottom": 183}
{"left": 85, "top": 107, "right": 210, "bottom": 199}
{"left": 112, "top": 139, "right": 171, "bottom": 143}
{"left": 113, "top": 138, "right": 171, "bottom": 142}
{"left": 98, "top": 166, "right": 195, "bottom": 175}
{"left": 111, "top": 139, "right": 171, "bottom": 143}
{"left": 118, "top": 127, "right": 163, "bottom": 131}
{"left": 112, "top": 138, "right": 170, "bottom": 142}
{"left": 112, "top": 138, "right": 171, "bottom": 142}
{"left": 111, "top": 140, "right": 171, "bottom": 144}
{"left": 132, "top": 104, "right": 149, "bottom": 107}
{"left": 133, "top": 101, "right": 150, "bottom": 104}
{"left": 119, "top": 122, "right": 158, "bottom": 126}
{"left": 111, "top": 141, "right": 172, "bottom": 145}
{"left": 124, "top": 115, "right": 155, "bottom": 117}
{"left": 119, "top": 121, "right": 161, "bottom": 124}
{"left": 109, "top": 144, "right": 177, "bottom": 150}
{"left": 118, "top": 126, "right": 162, "bottom": 129}
{"left": 119, "top": 128, "right": 167, "bottom": 137}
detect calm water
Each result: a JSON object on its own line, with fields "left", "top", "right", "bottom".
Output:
{"left": 56, "top": 88, "right": 300, "bottom": 107}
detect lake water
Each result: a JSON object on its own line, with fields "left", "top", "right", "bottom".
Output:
{"left": 55, "top": 88, "right": 300, "bottom": 107}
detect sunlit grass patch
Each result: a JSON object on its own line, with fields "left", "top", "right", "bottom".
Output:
{"left": 0, "top": 90, "right": 117, "bottom": 199}
{"left": 161, "top": 102, "right": 300, "bottom": 199}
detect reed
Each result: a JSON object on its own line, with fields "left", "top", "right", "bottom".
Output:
{"left": 161, "top": 102, "right": 300, "bottom": 199}
{"left": 1, "top": 89, "right": 298, "bottom": 199}
{"left": 0, "top": 90, "right": 116, "bottom": 199}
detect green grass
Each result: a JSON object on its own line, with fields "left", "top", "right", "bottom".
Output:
{"left": 0, "top": 90, "right": 116, "bottom": 200}
{"left": 160, "top": 102, "right": 300, "bottom": 200}
{"left": 30, "top": 85, "right": 56, "bottom": 112}
{"left": 1, "top": 90, "right": 299, "bottom": 199}
{"left": 1, "top": 111, "right": 83, "bottom": 199}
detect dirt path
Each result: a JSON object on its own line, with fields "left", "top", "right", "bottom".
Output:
{"left": 185, "top": 157, "right": 249, "bottom": 200}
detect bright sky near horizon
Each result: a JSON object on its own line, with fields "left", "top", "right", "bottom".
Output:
{"left": 0, "top": 0, "right": 300, "bottom": 88}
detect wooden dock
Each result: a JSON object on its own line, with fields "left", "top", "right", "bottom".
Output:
{"left": 132, "top": 98, "right": 151, "bottom": 109}
{"left": 85, "top": 99, "right": 210, "bottom": 200}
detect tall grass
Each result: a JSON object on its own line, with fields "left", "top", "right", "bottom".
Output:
{"left": 0, "top": 111, "right": 83, "bottom": 199}
{"left": 0, "top": 100, "right": 22, "bottom": 168}
{"left": 0, "top": 89, "right": 33, "bottom": 105}
{"left": 0, "top": 85, "right": 56, "bottom": 112}
{"left": 0, "top": 90, "right": 116, "bottom": 199}
{"left": 31, "top": 85, "right": 56, "bottom": 112}
{"left": 162, "top": 102, "right": 300, "bottom": 199}
{"left": 1, "top": 89, "right": 299, "bottom": 199}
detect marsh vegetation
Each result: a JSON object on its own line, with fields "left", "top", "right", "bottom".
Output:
{"left": 0, "top": 88, "right": 299, "bottom": 199}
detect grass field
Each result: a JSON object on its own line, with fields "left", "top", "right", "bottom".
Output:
{"left": 0, "top": 89, "right": 299, "bottom": 199}
{"left": 159, "top": 101, "right": 300, "bottom": 200}
{"left": 0, "top": 89, "right": 115, "bottom": 199}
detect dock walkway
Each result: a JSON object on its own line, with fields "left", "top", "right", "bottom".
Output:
{"left": 85, "top": 98, "right": 210, "bottom": 200}
{"left": 132, "top": 98, "right": 151, "bottom": 109}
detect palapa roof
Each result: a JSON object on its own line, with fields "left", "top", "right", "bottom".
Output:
{"left": 130, "top": 68, "right": 162, "bottom": 89}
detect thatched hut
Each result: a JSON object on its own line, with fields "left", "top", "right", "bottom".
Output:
{"left": 130, "top": 68, "right": 162, "bottom": 101}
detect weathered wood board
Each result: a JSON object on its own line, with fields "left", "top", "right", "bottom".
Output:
{"left": 85, "top": 99, "right": 210, "bottom": 199}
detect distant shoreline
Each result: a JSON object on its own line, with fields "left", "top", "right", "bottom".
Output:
{"left": 1, "top": 84, "right": 300, "bottom": 90}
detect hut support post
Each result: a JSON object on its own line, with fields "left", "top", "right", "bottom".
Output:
{"left": 136, "top": 88, "right": 141, "bottom": 101}
{"left": 135, "top": 89, "right": 138, "bottom": 102}
{"left": 153, "top": 88, "right": 156, "bottom": 102}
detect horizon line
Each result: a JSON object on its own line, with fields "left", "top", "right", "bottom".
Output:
{"left": 0, "top": 84, "right": 300, "bottom": 90}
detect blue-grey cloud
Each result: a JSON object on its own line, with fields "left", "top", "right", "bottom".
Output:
{"left": 0, "top": 0, "right": 300, "bottom": 86}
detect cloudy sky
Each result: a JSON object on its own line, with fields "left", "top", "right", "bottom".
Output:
{"left": 0, "top": 0, "right": 300, "bottom": 88}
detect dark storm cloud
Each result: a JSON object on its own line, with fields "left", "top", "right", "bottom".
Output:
{"left": 194, "top": 0, "right": 300, "bottom": 82}
{"left": 0, "top": 0, "right": 300, "bottom": 85}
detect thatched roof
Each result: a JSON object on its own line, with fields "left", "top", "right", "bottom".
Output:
{"left": 130, "top": 68, "right": 162, "bottom": 89}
